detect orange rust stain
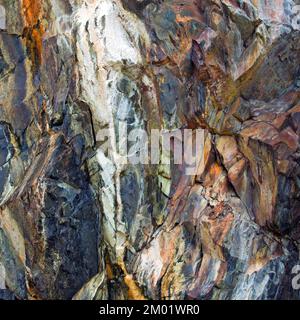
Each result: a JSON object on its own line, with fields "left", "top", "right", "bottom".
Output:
{"left": 203, "top": 162, "right": 223, "bottom": 187}
{"left": 175, "top": 14, "right": 194, "bottom": 24}
{"left": 105, "top": 256, "right": 114, "bottom": 281}
{"left": 123, "top": 274, "right": 146, "bottom": 300}
{"left": 119, "top": 262, "right": 146, "bottom": 300}
{"left": 106, "top": 255, "right": 146, "bottom": 300}
{"left": 209, "top": 163, "right": 222, "bottom": 177}
{"left": 31, "top": 27, "right": 44, "bottom": 62}
{"left": 22, "top": 0, "right": 44, "bottom": 65}
{"left": 23, "top": 0, "right": 42, "bottom": 26}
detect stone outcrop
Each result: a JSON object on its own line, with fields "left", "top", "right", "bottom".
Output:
{"left": 0, "top": 0, "right": 300, "bottom": 300}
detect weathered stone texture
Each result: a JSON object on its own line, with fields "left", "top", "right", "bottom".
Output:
{"left": 0, "top": 0, "right": 300, "bottom": 300}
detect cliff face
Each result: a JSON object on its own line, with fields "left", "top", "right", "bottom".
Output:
{"left": 0, "top": 0, "right": 300, "bottom": 300}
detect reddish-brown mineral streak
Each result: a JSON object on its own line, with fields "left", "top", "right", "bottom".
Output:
{"left": 0, "top": 0, "right": 299, "bottom": 300}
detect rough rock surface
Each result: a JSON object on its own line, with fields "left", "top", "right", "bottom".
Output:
{"left": 0, "top": 0, "right": 300, "bottom": 300}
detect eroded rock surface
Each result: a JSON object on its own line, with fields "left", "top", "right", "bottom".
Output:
{"left": 0, "top": 0, "right": 300, "bottom": 300}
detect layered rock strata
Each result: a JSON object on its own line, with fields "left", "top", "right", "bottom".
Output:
{"left": 0, "top": 0, "right": 300, "bottom": 300}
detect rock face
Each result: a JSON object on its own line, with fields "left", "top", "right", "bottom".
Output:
{"left": 0, "top": 0, "right": 300, "bottom": 300}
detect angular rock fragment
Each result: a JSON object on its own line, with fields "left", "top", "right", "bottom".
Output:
{"left": 0, "top": 0, "right": 299, "bottom": 300}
